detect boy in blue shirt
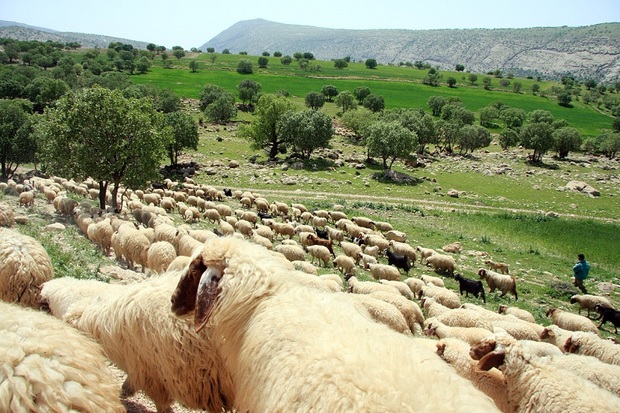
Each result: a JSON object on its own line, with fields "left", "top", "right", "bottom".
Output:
{"left": 573, "top": 253, "right": 590, "bottom": 294}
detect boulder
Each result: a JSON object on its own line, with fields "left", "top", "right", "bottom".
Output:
{"left": 565, "top": 180, "right": 600, "bottom": 197}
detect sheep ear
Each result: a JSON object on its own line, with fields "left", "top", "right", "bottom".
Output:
{"left": 171, "top": 254, "right": 207, "bottom": 316}
{"left": 436, "top": 342, "right": 446, "bottom": 356}
{"left": 477, "top": 349, "right": 505, "bottom": 371}
{"left": 194, "top": 266, "right": 223, "bottom": 333}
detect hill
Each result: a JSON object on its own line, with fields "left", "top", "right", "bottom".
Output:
{"left": 0, "top": 20, "right": 149, "bottom": 49}
{"left": 202, "top": 19, "right": 620, "bottom": 82}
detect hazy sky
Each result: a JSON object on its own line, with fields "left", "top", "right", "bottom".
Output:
{"left": 1, "top": 0, "right": 619, "bottom": 49}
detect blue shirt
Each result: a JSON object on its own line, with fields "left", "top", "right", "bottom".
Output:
{"left": 573, "top": 259, "right": 590, "bottom": 280}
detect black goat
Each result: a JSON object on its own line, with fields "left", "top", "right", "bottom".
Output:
{"left": 385, "top": 249, "right": 411, "bottom": 275}
{"left": 454, "top": 273, "right": 486, "bottom": 303}
{"left": 223, "top": 188, "right": 233, "bottom": 197}
{"left": 257, "top": 211, "right": 273, "bottom": 222}
{"left": 314, "top": 227, "right": 329, "bottom": 240}
{"left": 594, "top": 303, "right": 620, "bottom": 334}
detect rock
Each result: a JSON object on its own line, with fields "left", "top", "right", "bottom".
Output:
{"left": 447, "top": 189, "right": 459, "bottom": 198}
{"left": 281, "top": 163, "right": 289, "bottom": 171}
{"left": 44, "top": 223, "right": 65, "bottom": 232}
{"left": 229, "top": 160, "right": 239, "bottom": 168}
{"left": 565, "top": 180, "right": 600, "bottom": 197}
{"left": 14, "top": 215, "right": 29, "bottom": 225}
{"left": 205, "top": 168, "right": 218, "bottom": 176}
{"left": 292, "top": 162, "right": 304, "bottom": 170}
{"left": 545, "top": 211, "right": 560, "bottom": 218}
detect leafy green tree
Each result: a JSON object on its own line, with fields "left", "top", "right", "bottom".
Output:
{"left": 340, "top": 109, "right": 377, "bottom": 141}
{"left": 236, "top": 59, "right": 253, "bottom": 74}
{"left": 262, "top": 51, "right": 270, "bottom": 57}
{"left": 365, "top": 58, "right": 378, "bottom": 69}
{"left": 423, "top": 68, "right": 442, "bottom": 86}
{"left": 363, "top": 94, "right": 385, "bottom": 113}
{"left": 557, "top": 90, "right": 573, "bottom": 107}
{"left": 281, "top": 109, "right": 334, "bottom": 160}
{"left": 0, "top": 99, "right": 36, "bottom": 178}
{"left": 498, "top": 128, "right": 520, "bottom": 150}
{"left": 321, "top": 85, "right": 338, "bottom": 102}
{"left": 303, "top": 52, "right": 315, "bottom": 60}
{"left": 240, "top": 94, "right": 295, "bottom": 159}
{"left": 147, "top": 43, "right": 156, "bottom": 52}
{"left": 446, "top": 77, "right": 457, "bottom": 88}
{"left": 500, "top": 108, "right": 526, "bottom": 129}
{"left": 434, "top": 118, "right": 460, "bottom": 153}
{"left": 136, "top": 56, "right": 151, "bottom": 74}
{"left": 24, "top": 77, "right": 69, "bottom": 113}
{"left": 293, "top": 52, "right": 303, "bottom": 60}
{"left": 613, "top": 117, "right": 620, "bottom": 133}
{"left": 599, "top": 133, "right": 620, "bottom": 159}
{"left": 237, "top": 79, "right": 262, "bottom": 106}
{"left": 334, "top": 59, "right": 348, "bottom": 69}
{"left": 479, "top": 106, "right": 499, "bottom": 128}
{"left": 455, "top": 64, "right": 465, "bottom": 72}
{"left": 364, "top": 120, "right": 416, "bottom": 171}
{"left": 209, "top": 54, "right": 217, "bottom": 63}
{"left": 427, "top": 95, "right": 447, "bottom": 117}
{"left": 154, "top": 88, "right": 180, "bottom": 113}
{"left": 199, "top": 84, "right": 228, "bottom": 110}
{"left": 163, "top": 111, "right": 198, "bottom": 165}
{"left": 440, "top": 104, "right": 474, "bottom": 126}
{"left": 257, "top": 56, "right": 268, "bottom": 68}
{"left": 189, "top": 59, "right": 199, "bottom": 72}
{"left": 36, "top": 86, "right": 167, "bottom": 211}
{"left": 205, "top": 95, "right": 237, "bottom": 124}
{"left": 173, "top": 49, "right": 185, "bottom": 59}
{"left": 482, "top": 77, "right": 492, "bottom": 90}
{"left": 305, "top": 92, "right": 325, "bottom": 110}
{"left": 334, "top": 91, "right": 357, "bottom": 113}
{"left": 353, "top": 86, "right": 371, "bottom": 103}
{"left": 519, "top": 122, "right": 555, "bottom": 162}
{"left": 513, "top": 81, "right": 522, "bottom": 94}
{"left": 273, "top": 51, "right": 282, "bottom": 57}
{"left": 206, "top": 47, "right": 215, "bottom": 53}
{"left": 457, "top": 125, "right": 492, "bottom": 154}
{"left": 155, "top": 45, "right": 166, "bottom": 54}
{"left": 280, "top": 55, "right": 292, "bottom": 65}
{"left": 552, "top": 127, "right": 581, "bottom": 159}
{"left": 298, "top": 58, "right": 309, "bottom": 71}
{"left": 529, "top": 109, "right": 554, "bottom": 124}
{"left": 468, "top": 73, "right": 478, "bottom": 85}
{"left": 222, "top": 49, "right": 230, "bottom": 54}
{"left": 584, "top": 79, "right": 597, "bottom": 90}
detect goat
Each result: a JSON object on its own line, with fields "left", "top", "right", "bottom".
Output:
{"left": 385, "top": 249, "right": 411, "bottom": 275}
{"left": 454, "top": 273, "right": 486, "bottom": 303}
{"left": 595, "top": 304, "right": 620, "bottom": 334}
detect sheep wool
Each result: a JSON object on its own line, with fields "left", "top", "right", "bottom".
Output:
{"left": 0, "top": 301, "right": 124, "bottom": 412}
{"left": 0, "top": 202, "right": 14, "bottom": 227}
{"left": 170, "top": 237, "right": 501, "bottom": 412}
{"left": 564, "top": 331, "right": 620, "bottom": 365}
{"left": 546, "top": 308, "right": 599, "bottom": 335}
{"left": 0, "top": 228, "right": 53, "bottom": 308}
{"left": 569, "top": 294, "right": 613, "bottom": 317}
{"left": 39, "top": 274, "right": 234, "bottom": 413}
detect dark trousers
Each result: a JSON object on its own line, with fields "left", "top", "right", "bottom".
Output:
{"left": 574, "top": 278, "right": 587, "bottom": 294}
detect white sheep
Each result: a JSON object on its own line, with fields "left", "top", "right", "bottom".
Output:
{"left": 348, "top": 293, "right": 411, "bottom": 335}
{"left": 498, "top": 304, "right": 536, "bottom": 323}
{"left": 346, "top": 275, "right": 400, "bottom": 296}
{"left": 475, "top": 339, "right": 620, "bottom": 412}
{"left": 291, "top": 260, "right": 318, "bottom": 275}
{"left": 442, "top": 241, "right": 462, "bottom": 253}
{"left": 564, "top": 331, "right": 620, "bottom": 365}
{"left": 252, "top": 232, "right": 273, "bottom": 250}
{"left": 304, "top": 245, "right": 331, "bottom": 267}
{"left": 0, "top": 228, "right": 53, "bottom": 308}
{"left": 426, "top": 253, "right": 456, "bottom": 276}
{"left": 351, "top": 216, "right": 375, "bottom": 229}
{"left": 167, "top": 255, "right": 192, "bottom": 272}
{"left": 274, "top": 244, "right": 306, "bottom": 262}
{"left": 484, "top": 259, "right": 510, "bottom": 274}
{"left": 370, "top": 291, "right": 424, "bottom": 334}
{"left": 235, "top": 219, "right": 254, "bottom": 237}
{"left": 425, "top": 320, "right": 494, "bottom": 345}
{"left": 367, "top": 263, "right": 401, "bottom": 282}
{"left": 373, "top": 220, "right": 393, "bottom": 232}
{"left": 547, "top": 352, "right": 620, "bottom": 397}
{"left": 385, "top": 230, "right": 407, "bottom": 242}
{"left": 421, "top": 274, "right": 445, "bottom": 288}
{"left": 415, "top": 245, "right": 435, "bottom": 264}
{"left": 340, "top": 241, "right": 362, "bottom": 263}
{"left": 147, "top": 241, "right": 177, "bottom": 274}
{"left": 419, "top": 284, "right": 461, "bottom": 309}
{"left": 219, "top": 220, "right": 235, "bottom": 236}
{"left": 546, "top": 308, "right": 599, "bottom": 335}
{"left": 326, "top": 226, "right": 344, "bottom": 244}
{"left": 0, "top": 202, "right": 15, "bottom": 227}
{"left": 378, "top": 279, "right": 415, "bottom": 300}
{"left": 170, "top": 237, "right": 502, "bottom": 412}
{"left": 357, "top": 251, "right": 378, "bottom": 268}
{"left": 203, "top": 208, "right": 221, "bottom": 223}
{"left": 569, "top": 294, "right": 613, "bottom": 317}
{"left": 478, "top": 268, "right": 518, "bottom": 300}
{"left": 121, "top": 227, "right": 151, "bottom": 272}
{"left": 333, "top": 254, "right": 356, "bottom": 275}
{"left": 18, "top": 190, "right": 35, "bottom": 207}
{"left": 266, "top": 220, "right": 295, "bottom": 239}
{"left": 39, "top": 274, "right": 234, "bottom": 413}
{"left": 539, "top": 324, "right": 575, "bottom": 350}
{"left": 363, "top": 234, "right": 390, "bottom": 252}
{"left": 0, "top": 301, "right": 124, "bottom": 412}
{"left": 319, "top": 273, "right": 343, "bottom": 289}
{"left": 87, "top": 217, "right": 113, "bottom": 255}
{"left": 404, "top": 277, "right": 426, "bottom": 297}
{"left": 436, "top": 338, "right": 510, "bottom": 413}
{"left": 420, "top": 296, "right": 452, "bottom": 318}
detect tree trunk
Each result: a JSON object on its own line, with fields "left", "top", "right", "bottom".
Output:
{"left": 111, "top": 177, "right": 122, "bottom": 213}
{"left": 98, "top": 181, "right": 108, "bottom": 210}
{"left": 269, "top": 141, "right": 279, "bottom": 159}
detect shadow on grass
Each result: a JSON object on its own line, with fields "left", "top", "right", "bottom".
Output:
{"left": 371, "top": 168, "right": 425, "bottom": 187}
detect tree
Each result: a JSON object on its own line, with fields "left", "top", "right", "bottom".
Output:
{"left": 153, "top": 88, "right": 180, "bottom": 113}
{"left": 236, "top": 59, "right": 253, "bottom": 74}
{"left": 353, "top": 86, "right": 371, "bottom": 103}
{"left": 237, "top": 79, "right": 262, "bottom": 106}
{"left": 482, "top": 77, "right": 492, "bottom": 90}
{"left": 513, "top": 81, "right": 522, "bottom": 94}
{"left": 189, "top": 59, "right": 199, "bottom": 72}
{"left": 446, "top": 77, "right": 457, "bottom": 88}
{"left": 599, "top": 133, "right": 620, "bottom": 159}
{"left": 557, "top": 90, "right": 573, "bottom": 107}
{"left": 172, "top": 49, "right": 185, "bottom": 59}
{"left": 262, "top": 51, "right": 270, "bottom": 57}
{"left": 136, "top": 56, "right": 151, "bottom": 74}
{"left": 280, "top": 55, "right": 292, "bottom": 65}
{"left": 240, "top": 94, "right": 295, "bottom": 159}
{"left": 364, "top": 120, "right": 416, "bottom": 172}
{"left": 614, "top": 117, "right": 620, "bottom": 133}
{"left": 163, "top": 111, "right": 198, "bottom": 165}
{"left": 440, "top": 104, "right": 474, "bottom": 127}
{"left": 363, "top": 94, "right": 385, "bottom": 113}
{"left": 305, "top": 92, "right": 325, "bottom": 110}
{"left": 199, "top": 84, "right": 227, "bottom": 110}
{"left": 293, "top": 52, "right": 303, "bottom": 60}
{"left": 147, "top": 43, "right": 156, "bottom": 52}
{"left": 303, "top": 52, "right": 315, "bottom": 60}
{"left": 498, "top": 128, "right": 520, "bottom": 150}
{"left": 427, "top": 96, "right": 447, "bottom": 117}
{"left": 423, "top": 68, "right": 442, "bottom": 86}
{"left": 334, "top": 91, "right": 357, "bottom": 113}
{"left": 321, "top": 85, "right": 338, "bottom": 102}
{"left": 584, "top": 79, "right": 597, "bottom": 90}
{"left": 519, "top": 122, "right": 555, "bottom": 162}
{"left": 457, "top": 125, "right": 492, "bottom": 154}
{"left": 257, "top": 56, "right": 268, "bottom": 68}
{"left": 365, "top": 58, "right": 378, "bottom": 69}
{"left": 0, "top": 99, "right": 36, "bottom": 178}
{"left": 281, "top": 109, "right": 334, "bottom": 160}
{"left": 552, "top": 127, "right": 581, "bottom": 159}
{"left": 479, "top": 106, "right": 499, "bottom": 128}
{"left": 500, "top": 108, "right": 526, "bottom": 129}
{"left": 222, "top": 49, "right": 230, "bottom": 54}
{"left": 24, "top": 77, "right": 69, "bottom": 113}
{"left": 206, "top": 47, "right": 215, "bottom": 53}
{"left": 36, "top": 86, "right": 167, "bottom": 211}
{"left": 205, "top": 95, "right": 237, "bottom": 124}
{"left": 468, "top": 74, "right": 478, "bottom": 85}
{"left": 529, "top": 110, "right": 554, "bottom": 124}
{"left": 455, "top": 64, "right": 465, "bottom": 72}
{"left": 273, "top": 51, "right": 282, "bottom": 57}
{"left": 334, "top": 59, "right": 348, "bottom": 69}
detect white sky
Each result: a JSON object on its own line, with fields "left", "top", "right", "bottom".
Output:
{"left": 1, "top": 0, "right": 619, "bottom": 49}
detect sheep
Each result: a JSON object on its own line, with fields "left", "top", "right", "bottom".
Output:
{"left": 0, "top": 301, "right": 124, "bottom": 412}
{"left": 421, "top": 273, "right": 446, "bottom": 288}
{"left": 252, "top": 232, "right": 273, "bottom": 250}
{"left": 546, "top": 352, "right": 620, "bottom": 397}
{"left": 478, "top": 268, "right": 518, "bottom": 300}
{"left": 361, "top": 243, "right": 379, "bottom": 258}
{"left": 0, "top": 228, "right": 53, "bottom": 308}
{"left": 346, "top": 275, "right": 400, "bottom": 296}
{"left": 87, "top": 217, "right": 114, "bottom": 255}
{"left": 564, "top": 331, "right": 620, "bottom": 365}
{"left": 39, "top": 274, "right": 233, "bottom": 413}
{"left": 167, "top": 255, "right": 192, "bottom": 272}
{"left": 147, "top": 241, "right": 177, "bottom": 274}
{"left": 593, "top": 303, "right": 620, "bottom": 334}
{"left": 304, "top": 245, "right": 332, "bottom": 267}
{"left": 415, "top": 246, "right": 435, "bottom": 264}
{"left": 319, "top": 273, "right": 343, "bottom": 288}
{"left": 367, "top": 263, "right": 401, "bottom": 282}
{"left": 358, "top": 251, "right": 378, "bottom": 268}
{"left": 0, "top": 202, "right": 14, "bottom": 227}
{"left": 385, "top": 230, "right": 407, "bottom": 243}
{"left": 170, "top": 237, "right": 502, "bottom": 412}
{"left": 404, "top": 277, "right": 426, "bottom": 297}
{"left": 484, "top": 259, "right": 510, "bottom": 274}
{"left": 378, "top": 279, "right": 415, "bottom": 300}
{"left": 498, "top": 304, "right": 535, "bottom": 323}
{"left": 265, "top": 220, "right": 295, "bottom": 239}
{"left": 348, "top": 293, "right": 412, "bottom": 335}
{"left": 204, "top": 208, "right": 221, "bottom": 223}
{"left": 274, "top": 244, "right": 306, "bottom": 262}
{"left": 340, "top": 241, "right": 362, "bottom": 264}
{"left": 235, "top": 219, "right": 254, "bottom": 238}
{"left": 368, "top": 290, "right": 424, "bottom": 334}
{"left": 351, "top": 216, "right": 375, "bottom": 229}
{"left": 426, "top": 253, "right": 456, "bottom": 276}
{"left": 120, "top": 227, "right": 151, "bottom": 272}
{"left": 333, "top": 254, "right": 356, "bottom": 275}
{"left": 436, "top": 338, "right": 511, "bottom": 413}
{"left": 215, "top": 204, "right": 233, "bottom": 218}
{"left": 290, "top": 260, "right": 318, "bottom": 276}
{"left": 419, "top": 284, "right": 462, "bottom": 309}
{"left": 432, "top": 308, "right": 494, "bottom": 330}
{"left": 420, "top": 296, "right": 452, "bottom": 318}
{"left": 219, "top": 220, "right": 235, "bottom": 236}
{"left": 569, "top": 294, "right": 613, "bottom": 317}
{"left": 385, "top": 249, "right": 411, "bottom": 274}
{"left": 18, "top": 190, "right": 35, "bottom": 207}
{"left": 539, "top": 324, "right": 575, "bottom": 350}
{"left": 388, "top": 240, "right": 416, "bottom": 262}
{"left": 363, "top": 234, "right": 390, "bottom": 252}
{"left": 476, "top": 339, "right": 620, "bottom": 413}
{"left": 442, "top": 241, "right": 462, "bottom": 253}
{"left": 425, "top": 320, "right": 495, "bottom": 345}
{"left": 454, "top": 273, "right": 486, "bottom": 303}
{"left": 305, "top": 233, "right": 335, "bottom": 256}
{"left": 325, "top": 226, "right": 345, "bottom": 244}
{"left": 312, "top": 216, "right": 328, "bottom": 228}
{"left": 546, "top": 308, "right": 599, "bottom": 335}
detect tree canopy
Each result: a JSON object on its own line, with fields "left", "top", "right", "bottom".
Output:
{"left": 305, "top": 91, "right": 325, "bottom": 110}
{"left": 281, "top": 109, "right": 334, "bottom": 160}
{"left": 0, "top": 99, "right": 36, "bottom": 178}
{"left": 163, "top": 111, "right": 198, "bottom": 165}
{"left": 364, "top": 120, "right": 416, "bottom": 172}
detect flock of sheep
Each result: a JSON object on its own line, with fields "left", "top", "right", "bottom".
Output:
{"left": 1, "top": 174, "right": 620, "bottom": 413}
